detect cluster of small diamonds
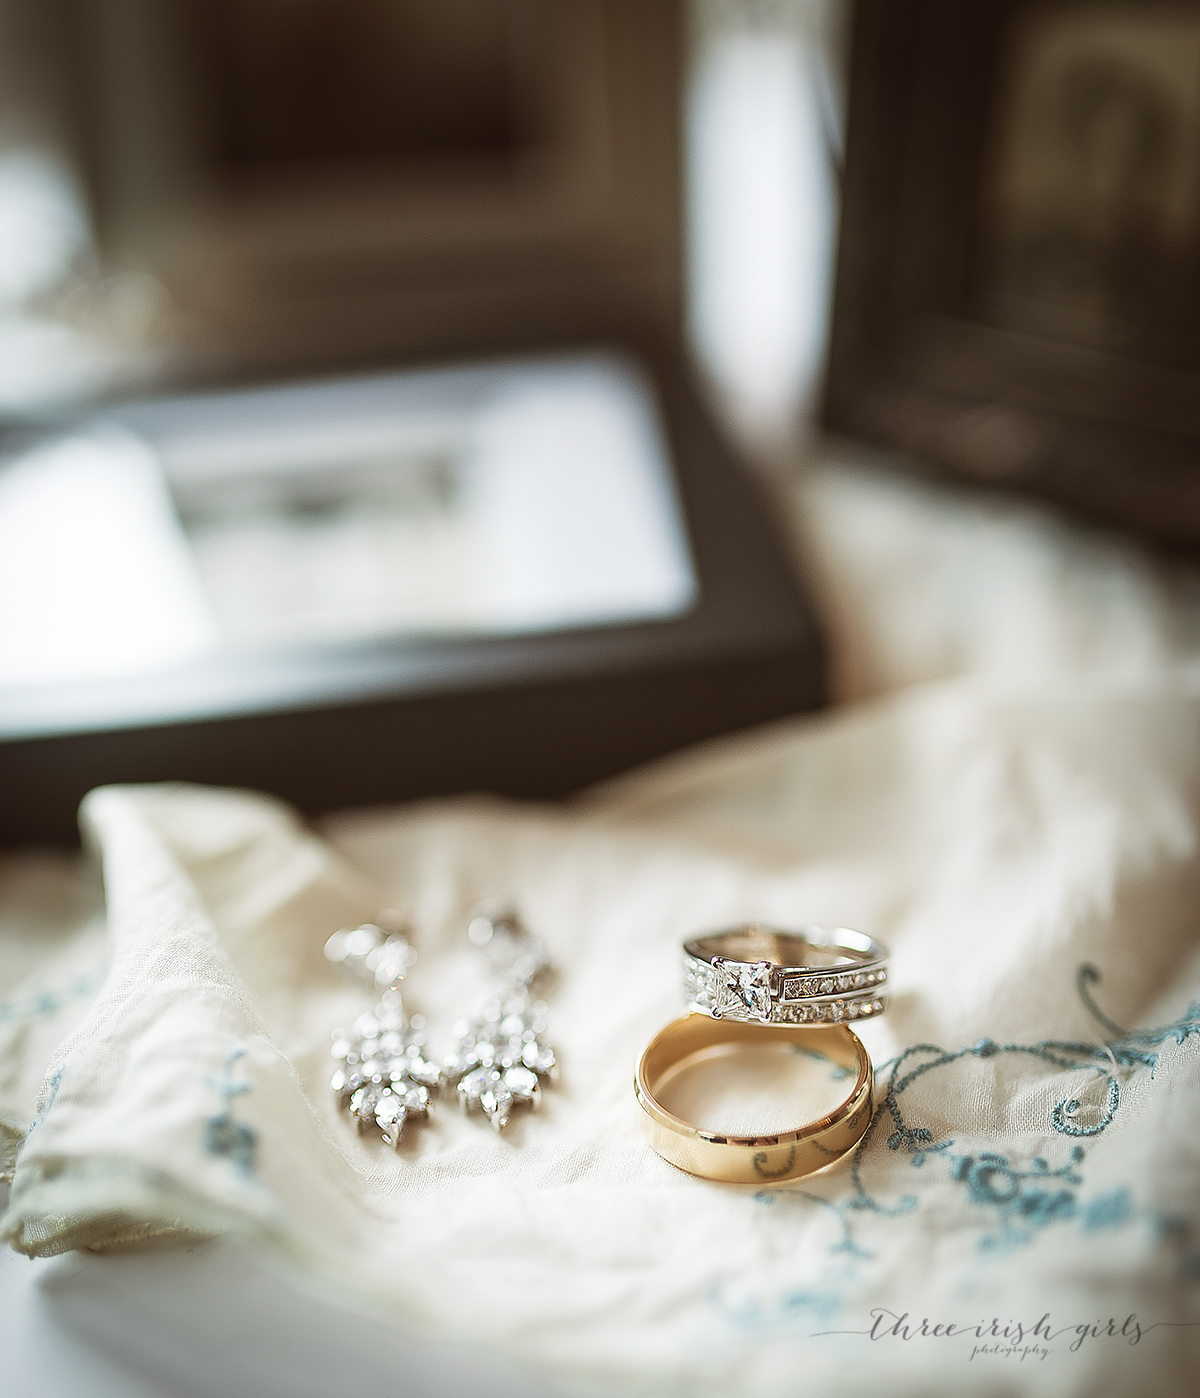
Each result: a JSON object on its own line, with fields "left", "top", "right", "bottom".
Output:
{"left": 682, "top": 957, "right": 717, "bottom": 1012}
{"left": 684, "top": 954, "right": 889, "bottom": 1022}
{"left": 781, "top": 967, "right": 887, "bottom": 1001}
{"left": 443, "top": 993, "right": 557, "bottom": 1132}
{"left": 444, "top": 908, "right": 558, "bottom": 1131}
{"left": 330, "top": 994, "right": 442, "bottom": 1147}
{"left": 327, "top": 913, "right": 558, "bottom": 1146}
{"left": 776, "top": 993, "right": 886, "bottom": 1024}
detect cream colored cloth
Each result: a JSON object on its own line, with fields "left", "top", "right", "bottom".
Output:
{"left": 3, "top": 460, "right": 1200, "bottom": 1396}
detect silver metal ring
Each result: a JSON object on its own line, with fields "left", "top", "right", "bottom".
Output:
{"left": 682, "top": 924, "right": 889, "bottom": 1027}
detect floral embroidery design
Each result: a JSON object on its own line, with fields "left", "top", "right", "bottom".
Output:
{"left": 0, "top": 975, "right": 97, "bottom": 1024}
{"left": 203, "top": 1047, "right": 257, "bottom": 1175}
{"left": 755, "top": 965, "right": 1200, "bottom": 1262}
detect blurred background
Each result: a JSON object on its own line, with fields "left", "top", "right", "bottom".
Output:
{"left": 0, "top": 0, "right": 841, "bottom": 437}
{"left": 3, "top": 0, "right": 1200, "bottom": 838}
{"left": 7, "top": 1, "right": 1200, "bottom": 506}
{"left": 0, "top": 0, "right": 843, "bottom": 841}
{"left": 6, "top": 7, "right": 1200, "bottom": 1391}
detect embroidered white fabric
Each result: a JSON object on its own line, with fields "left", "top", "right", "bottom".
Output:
{"left": 3, "top": 456, "right": 1200, "bottom": 1395}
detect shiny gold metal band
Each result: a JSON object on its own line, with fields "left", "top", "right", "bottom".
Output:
{"left": 634, "top": 1015, "right": 873, "bottom": 1184}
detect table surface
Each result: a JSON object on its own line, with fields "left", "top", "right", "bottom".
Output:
{"left": 0, "top": 1204, "right": 575, "bottom": 1398}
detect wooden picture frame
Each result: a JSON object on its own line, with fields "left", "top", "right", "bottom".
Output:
{"left": 0, "top": 4, "right": 828, "bottom": 845}
{"left": 824, "top": 0, "right": 1200, "bottom": 549}
{"left": 0, "top": 347, "right": 826, "bottom": 845}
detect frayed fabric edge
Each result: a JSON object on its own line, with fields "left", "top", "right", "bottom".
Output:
{"left": 0, "top": 1154, "right": 275, "bottom": 1258}
{"left": 1, "top": 1114, "right": 23, "bottom": 1184}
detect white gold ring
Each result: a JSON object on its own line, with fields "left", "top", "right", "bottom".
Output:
{"left": 683, "top": 924, "right": 889, "bottom": 1027}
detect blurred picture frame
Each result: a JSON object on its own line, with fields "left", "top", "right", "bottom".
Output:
{"left": 50, "top": 0, "right": 683, "bottom": 377}
{"left": 0, "top": 348, "right": 825, "bottom": 846}
{"left": 824, "top": 0, "right": 1200, "bottom": 550}
{"left": 0, "top": 2, "right": 829, "bottom": 845}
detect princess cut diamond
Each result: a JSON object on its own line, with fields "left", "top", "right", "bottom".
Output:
{"left": 711, "top": 958, "right": 773, "bottom": 1022}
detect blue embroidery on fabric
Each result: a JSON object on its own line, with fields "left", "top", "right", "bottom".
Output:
{"left": 203, "top": 1048, "right": 257, "bottom": 1175}
{"left": 790, "top": 1044, "right": 855, "bottom": 1081}
{"left": 0, "top": 974, "right": 97, "bottom": 1024}
{"left": 708, "top": 1279, "right": 844, "bottom": 1331}
{"left": 1083, "top": 1187, "right": 1133, "bottom": 1232}
{"left": 948, "top": 1147, "right": 1082, "bottom": 1249}
{"left": 26, "top": 1065, "right": 64, "bottom": 1137}
{"left": 753, "top": 964, "right": 1200, "bottom": 1262}
{"left": 755, "top": 1187, "right": 872, "bottom": 1258}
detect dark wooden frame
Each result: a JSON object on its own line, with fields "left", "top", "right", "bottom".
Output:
{"left": 0, "top": 3, "right": 828, "bottom": 845}
{"left": 824, "top": 0, "right": 1200, "bottom": 550}
{"left": 0, "top": 347, "right": 826, "bottom": 846}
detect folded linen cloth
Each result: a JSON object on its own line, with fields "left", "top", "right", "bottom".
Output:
{"left": 3, "top": 665, "right": 1199, "bottom": 1396}
{"left": 3, "top": 460, "right": 1200, "bottom": 1395}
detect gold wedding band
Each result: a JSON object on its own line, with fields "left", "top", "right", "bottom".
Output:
{"left": 634, "top": 1015, "right": 873, "bottom": 1184}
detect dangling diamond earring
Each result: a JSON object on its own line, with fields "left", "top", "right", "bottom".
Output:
{"left": 325, "top": 912, "right": 445, "bottom": 1148}
{"left": 442, "top": 905, "right": 559, "bottom": 1133}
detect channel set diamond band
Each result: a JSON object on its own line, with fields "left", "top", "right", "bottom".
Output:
{"left": 683, "top": 924, "right": 889, "bottom": 1027}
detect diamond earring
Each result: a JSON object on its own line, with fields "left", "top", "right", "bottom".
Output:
{"left": 324, "top": 912, "right": 445, "bottom": 1148}
{"left": 442, "top": 905, "right": 558, "bottom": 1133}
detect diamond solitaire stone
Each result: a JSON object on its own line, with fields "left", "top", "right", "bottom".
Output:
{"left": 711, "top": 958, "right": 773, "bottom": 1022}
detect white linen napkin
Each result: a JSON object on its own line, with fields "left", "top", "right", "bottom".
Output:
{"left": 3, "top": 665, "right": 1199, "bottom": 1395}
{"left": 3, "top": 460, "right": 1200, "bottom": 1394}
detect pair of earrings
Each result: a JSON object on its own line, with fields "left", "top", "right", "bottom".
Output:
{"left": 324, "top": 906, "right": 558, "bottom": 1146}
